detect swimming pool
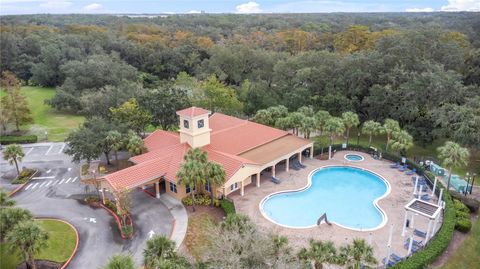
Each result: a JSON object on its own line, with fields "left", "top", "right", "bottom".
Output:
{"left": 260, "top": 166, "right": 390, "bottom": 230}
{"left": 344, "top": 153, "right": 364, "bottom": 162}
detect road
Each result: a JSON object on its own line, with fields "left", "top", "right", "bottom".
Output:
{"left": 1, "top": 142, "right": 174, "bottom": 268}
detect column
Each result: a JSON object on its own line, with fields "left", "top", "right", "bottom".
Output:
{"left": 438, "top": 189, "right": 443, "bottom": 206}
{"left": 298, "top": 152, "right": 302, "bottom": 164}
{"left": 413, "top": 177, "right": 419, "bottom": 195}
{"left": 431, "top": 177, "right": 437, "bottom": 196}
{"left": 240, "top": 180, "right": 244, "bottom": 196}
{"left": 425, "top": 219, "right": 433, "bottom": 242}
{"left": 101, "top": 188, "right": 106, "bottom": 204}
{"left": 407, "top": 235, "right": 414, "bottom": 255}
{"left": 272, "top": 165, "right": 276, "bottom": 177}
{"left": 401, "top": 211, "right": 408, "bottom": 236}
{"left": 432, "top": 215, "right": 439, "bottom": 237}
{"left": 155, "top": 181, "right": 160, "bottom": 199}
{"left": 285, "top": 159, "right": 289, "bottom": 172}
{"left": 310, "top": 146, "right": 314, "bottom": 159}
{"left": 256, "top": 173, "right": 260, "bottom": 187}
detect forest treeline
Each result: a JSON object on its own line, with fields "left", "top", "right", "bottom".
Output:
{"left": 1, "top": 13, "right": 479, "bottom": 148}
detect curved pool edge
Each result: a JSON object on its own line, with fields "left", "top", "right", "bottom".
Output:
{"left": 344, "top": 153, "right": 365, "bottom": 162}
{"left": 258, "top": 164, "right": 391, "bottom": 232}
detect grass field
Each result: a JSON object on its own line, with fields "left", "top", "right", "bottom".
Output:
{"left": 440, "top": 217, "right": 480, "bottom": 269}
{"left": 1, "top": 86, "right": 84, "bottom": 141}
{"left": 0, "top": 219, "right": 77, "bottom": 269}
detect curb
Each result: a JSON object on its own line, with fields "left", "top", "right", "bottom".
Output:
{"left": 98, "top": 203, "right": 133, "bottom": 240}
{"left": 8, "top": 169, "right": 39, "bottom": 197}
{"left": 35, "top": 218, "right": 79, "bottom": 269}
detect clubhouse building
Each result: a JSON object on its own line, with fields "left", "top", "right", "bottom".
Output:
{"left": 101, "top": 107, "right": 314, "bottom": 200}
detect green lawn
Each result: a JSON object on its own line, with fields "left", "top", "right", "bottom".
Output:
{"left": 314, "top": 130, "right": 480, "bottom": 184}
{"left": 1, "top": 86, "right": 84, "bottom": 141}
{"left": 0, "top": 219, "right": 77, "bottom": 269}
{"left": 440, "top": 217, "right": 480, "bottom": 269}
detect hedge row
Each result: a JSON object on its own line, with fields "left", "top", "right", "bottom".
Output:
{"left": 220, "top": 199, "right": 236, "bottom": 216}
{"left": 0, "top": 135, "right": 38, "bottom": 144}
{"left": 320, "top": 143, "right": 456, "bottom": 269}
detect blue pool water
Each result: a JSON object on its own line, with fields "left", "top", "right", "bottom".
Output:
{"left": 261, "top": 166, "right": 388, "bottom": 230}
{"left": 345, "top": 154, "right": 364, "bottom": 161}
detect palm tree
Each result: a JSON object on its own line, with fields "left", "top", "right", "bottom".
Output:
{"left": 102, "top": 254, "right": 135, "bottom": 269}
{"left": 324, "top": 117, "right": 346, "bottom": 147}
{"left": 125, "top": 131, "right": 146, "bottom": 156}
{"left": 0, "top": 207, "right": 33, "bottom": 241}
{"left": 361, "top": 120, "right": 382, "bottom": 147}
{"left": 2, "top": 144, "right": 24, "bottom": 176}
{"left": 205, "top": 161, "right": 226, "bottom": 206}
{"left": 177, "top": 148, "right": 207, "bottom": 212}
{"left": 143, "top": 235, "right": 178, "bottom": 268}
{"left": 6, "top": 221, "right": 48, "bottom": 269}
{"left": 106, "top": 130, "right": 123, "bottom": 170}
{"left": 437, "top": 141, "right": 470, "bottom": 190}
{"left": 0, "top": 189, "right": 16, "bottom": 207}
{"left": 300, "top": 116, "right": 317, "bottom": 139}
{"left": 341, "top": 111, "right": 360, "bottom": 145}
{"left": 289, "top": 112, "right": 305, "bottom": 136}
{"left": 298, "top": 239, "right": 338, "bottom": 269}
{"left": 389, "top": 130, "right": 414, "bottom": 156}
{"left": 382, "top": 119, "right": 400, "bottom": 152}
{"left": 314, "top": 110, "right": 331, "bottom": 136}
{"left": 339, "top": 239, "right": 377, "bottom": 269}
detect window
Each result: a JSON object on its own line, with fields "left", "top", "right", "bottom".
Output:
{"left": 205, "top": 183, "right": 211, "bottom": 192}
{"left": 230, "top": 182, "right": 238, "bottom": 191}
{"left": 197, "top": 119, "right": 204, "bottom": 128}
{"left": 183, "top": 119, "right": 189, "bottom": 129}
{"left": 169, "top": 182, "right": 177, "bottom": 193}
{"left": 185, "top": 184, "right": 195, "bottom": 194}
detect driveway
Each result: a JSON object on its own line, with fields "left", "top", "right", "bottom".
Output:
{"left": 1, "top": 142, "right": 176, "bottom": 268}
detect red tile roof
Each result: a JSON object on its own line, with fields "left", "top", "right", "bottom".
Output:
{"left": 176, "top": 106, "right": 210, "bottom": 118}
{"left": 102, "top": 107, "right": 307, "bottom": 191}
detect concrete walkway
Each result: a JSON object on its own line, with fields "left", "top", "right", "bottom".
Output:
{"left": 159, "top": 194, "right": 188, "bottom": 249}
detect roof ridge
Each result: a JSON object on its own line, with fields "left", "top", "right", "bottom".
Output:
{"left": 236, "top": 133, "right": 291, "bottom": 155}
{"left": 210, "top": 114, "right": 248, "bottom": 135}
{"left": 207, "top": 148, "right": 258, "bottom": 165}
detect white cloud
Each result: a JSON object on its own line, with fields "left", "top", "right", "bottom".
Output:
{"left": 235, "top": 1, "right": 262, "bottom": 13}
{"left": 187, "top": 10, "right": 201, "bottom": 14}
{"left": 405, "top": 7, "right": 434, "bottom": 12}
{"left": 39, "top": 0, "right": 72, "bottom": 9}
{"left": 441, "top": 0, "right": 480, "bottom": 11}
{"left": 83, "top": 3, "right": 103, "bottom": 12}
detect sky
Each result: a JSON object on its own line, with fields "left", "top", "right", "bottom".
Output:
{"left": 0, "top": 0, "right": 479, "bottom": 15}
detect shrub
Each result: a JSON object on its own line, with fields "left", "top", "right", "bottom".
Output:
{"left": 455, "top": 218, "right": 472, "bottom": 233}
{"left": 220, "top": 199, "right": 235, "bottom": 216}
{"left": 121, "top": 225, "right": 133, "bottom": 236}
{"left": 105, "top": 199, "right": 117, "bottom": 212}
{"left": 11, "top": 168, "right": 36, "bottom": 184}
{"left": 0, "top": 135, "right": 37, "bottom": 145}
{"left": 450, "top": 192, "right": 480, "bottom": 213}
{"left": 181, "top": 194, "right": 212, "bottom": 206}
{"left": 455, "top": 210, "right": 470, "bottom": 219}
{"left": 453, "top": 199, "right": 470, "bottom": 213}
{"left": 182, "top": 196, "right": 193, "bottom": 206}
{"left": 85, "top": 196, "right": 100, "bottom": 203}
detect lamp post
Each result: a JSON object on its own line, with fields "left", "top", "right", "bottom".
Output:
{"left": 470, "top": 173, "right": 476, "bottom": 194}
{"left": 465, "top": 172, "right": 470, "bottom": 196}
{"left": 45, "top": 131, "right": 48, "bottom": 141}
{"left": 357, "top": 132, "right": 360, "bottom": 146}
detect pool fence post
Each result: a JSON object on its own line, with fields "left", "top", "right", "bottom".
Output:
{"left": 413, "top": 177, "right": 419, "bottom": 195}
{"left": 328, "top": 146, "right": 332, "bottom": 160}
{"left": 438, "top": 189, "right": 443, "bottom": 206}
{"left": 401, "top": 212, "right": 408, "bottom": 236}
{"left": 407, "top": 235, "right": 414, "bottom": 256}
{"left": 431, "top": 177, "right": 437, "bottom": 196}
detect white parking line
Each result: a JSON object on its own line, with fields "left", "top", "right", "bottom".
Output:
{"left": 68, "top": 167, "right": 72, "bottom": 172}
{"left": 25, "top": 184, "right": 33, "bottom": 190}
{"left": 72, "top": 177, "right": 78, "bottom": 183}
{"left": 46, "top": 169, "right": 52, "bottom": 174}
{"left": 30, "top": 183, "right": 39, "bottom": 189}
{"left": 25, "top": 147, "right": 34, "bottom": 156}
{"left": 39, "top": 182, "right": 46, "bottom": 188}
{"left": 65, "top": 177, "right": 72, "bottom": 183}
{"left": 52, "top": 180, "right": 59, "bottom": 185}
{"left": 45, "top": 181, "right": 52, "bottom": 187}
{"left": 32, "top": 176, "right": 55, "bottom": 180}
{"left": 45, "top": 145, "right": 54, "bottom": 155}
{"left": 58, "top": 143, "right": 66, "bottom": 154}
{"left": 59, "top": 178, "right": 65, "bottom": 184}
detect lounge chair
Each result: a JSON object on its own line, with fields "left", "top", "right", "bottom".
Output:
{"left": 382, "top": 258, "right": 397, "bottom": 267}
{"left": 420, "top": 195, "right": 431, "bottom": 202}
{"left": 271, "top": 176, "right": 281, "bottom": 184}
{"left": 390, "top": 162, "right": 400, "bottom": 168}
{"left": 414, "top": 229, "right": 427, "bottom": 238}
{"left": 398, "top": 165, "right": 408, "bottom": 172}
{"left": 406, "top": 168, "right": 417, "bottom": 175}
{"left": 405, "top": 238, "right": 423, "bottom": 247}
{"left": 390, "top": 253, "right": 404, "bottom": 262}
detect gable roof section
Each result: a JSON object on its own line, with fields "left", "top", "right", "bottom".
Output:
{"left": 144, "top": 130, "right": 179, "bottom": 151}
{"left": 176, "top": 106, "right": 210, "bottom": 118}
{"left": 208, "top": 113, "right": 288, "bottom": 155}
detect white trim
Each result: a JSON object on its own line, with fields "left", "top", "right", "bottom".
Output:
{"left": 343, "top": 153, "right": 365, "bottom": 162}
{"left": 259, "top": 165, "right": 391, "bottom": 232}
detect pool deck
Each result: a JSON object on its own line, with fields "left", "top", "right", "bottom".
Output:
{"left": 230, "top": 150, "right": 443, "bottom": 264}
